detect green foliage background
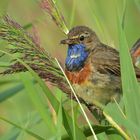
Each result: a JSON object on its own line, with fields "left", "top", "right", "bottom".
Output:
{"left": 1, "top": 0, "right": 140, "bottom": 140}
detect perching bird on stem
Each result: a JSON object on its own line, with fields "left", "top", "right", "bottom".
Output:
{"left": 61, "top": 26, "right": 140, "bottom": 106}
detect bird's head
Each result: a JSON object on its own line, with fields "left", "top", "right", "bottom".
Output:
{"left": 61, "top": 26, "right": 100, "bottom": 71}
{"left": 60, "top": 26, "right": 100, "bottom": 49}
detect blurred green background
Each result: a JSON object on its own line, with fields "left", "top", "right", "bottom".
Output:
{"left": 1, "top": 0, "right": 140, "bottom": 139}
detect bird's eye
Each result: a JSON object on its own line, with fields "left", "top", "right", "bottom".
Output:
{"left": 79, "top": 35, "right": 85, "bottom": 41}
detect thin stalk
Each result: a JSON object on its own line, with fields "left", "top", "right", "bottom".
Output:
{"left": 113, "top": 98, "right": 126, "bottom": 119}
{"left": 55, "top": 58, "right": 98, "bottom": 140}
{"left": 103, "top": 112, "right": 131, "bottom": 140}
{"left": 71, "top": 94, "right": 76, "bottom": 140}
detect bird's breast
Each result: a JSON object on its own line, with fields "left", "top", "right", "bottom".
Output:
{"left": 65, "top": 64, "right": 91, "bottom": 84}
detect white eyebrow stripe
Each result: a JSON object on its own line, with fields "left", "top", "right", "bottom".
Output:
{"left": 71, "top": 36, "right": 79, "bottom": 39}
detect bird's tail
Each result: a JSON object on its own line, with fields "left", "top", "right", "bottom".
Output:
{"left": 131, "top": 39, "right": 140, "bottom": 58}
{"left": 131, "top": 39, "right": 140, "bottom": 68}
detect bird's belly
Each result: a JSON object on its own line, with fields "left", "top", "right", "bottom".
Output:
{"left": 72, "top": 73, "right": 121, "bottom": 105}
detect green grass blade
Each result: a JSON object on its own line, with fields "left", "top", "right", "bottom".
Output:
{"left": 0, "top": 84, "right": 24, "bottom": 102}
{"left": 0, "top": 128, "right": 20, "bottom": 140}
{"left": 87, "top": 0, "right": 107, "bottom": 42}
{"left": 69, "top": 0, "right": 76, "bottom": 28}
{"left": 91, "top": 1, "right": 140, "bottom": 139}
{"left": 117, "top": 0, "right": 140, "bottom": 126}
{"left": 0, "top": 111, "right": 44, "bottom": 140}
{"left": 20, "top": 73, "right": 56, "bottom": 135}
{"left": 97, "top": 133, "right": 110, "bottom": 140}
{"left": 0, "top": 80, "right": 36, "bottom": 102}
{"left": 0, "top": 116, "right": 45, "bottom": 140}
{"left": 71, "top": 100, "right": 76, "bottom": 140}
{"left": 104, "top": 102, "right": 140, "bottom": 139}
{"left": 56, "top": 93, "right": 63, "bottom": 140}
{"left": 101, "top": 1, "right": 140, "bottom": 139}
{"left": 0, "top": 62, "right": 10, "bottom": 67}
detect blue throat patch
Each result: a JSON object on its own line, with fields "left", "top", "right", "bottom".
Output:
{"left": 65, "top": 44, "right": 89, "bottom": 71}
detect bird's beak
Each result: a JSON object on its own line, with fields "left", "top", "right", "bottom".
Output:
{"left": 60, "top": 38, "right": 76, "bottom": 45}
{"left": 60, "top": 39, "right": 70, "bottom": 44}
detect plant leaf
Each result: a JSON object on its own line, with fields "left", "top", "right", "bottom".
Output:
{"left": 20, "top": 73, "right": 56, "bottom": 135}
{"left": 0, "top": 116, "right": 45, "bottom": 140}
{"left": 0, "top": 84, "right": 24, "bottom": 102}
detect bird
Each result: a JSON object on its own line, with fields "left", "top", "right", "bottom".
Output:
{"left": 60, "top": 26, "right": 140, "bottom": 106}
{"left": 2, "top": 17, "right": 140, "bottom": 119}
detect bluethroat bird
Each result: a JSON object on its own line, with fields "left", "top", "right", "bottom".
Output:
{"left": 61, "top": 26, "right": 140, "bottom": 106}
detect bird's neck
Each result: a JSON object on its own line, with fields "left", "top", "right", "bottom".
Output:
{"left": 65, "top": 44, "right": 89, "bottom": 72}
{"left": 86, "top": 39, "right": 101, "bottom": 51}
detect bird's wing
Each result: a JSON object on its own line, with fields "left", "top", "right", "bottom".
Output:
{"left": 90, "top": 44, "right": 120, "bottom": 76}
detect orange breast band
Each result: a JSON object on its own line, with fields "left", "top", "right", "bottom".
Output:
{"left": 65, "top": 64, "right": 91, "bottom": 84}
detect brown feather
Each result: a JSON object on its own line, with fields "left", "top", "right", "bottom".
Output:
{"left": 89, "top": 44, "right": 120, "bottom": 76}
